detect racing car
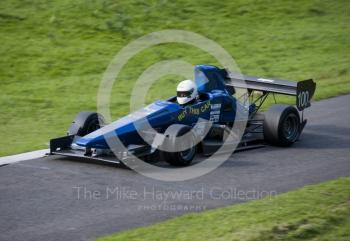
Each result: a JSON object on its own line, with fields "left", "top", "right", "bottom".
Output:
{"left": 50, "top": 65, "right": 316, "bottom": 166}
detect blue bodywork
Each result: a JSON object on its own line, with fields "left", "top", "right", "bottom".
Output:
{"left": 75, "top": 65, "right": 250, "bottom": 149}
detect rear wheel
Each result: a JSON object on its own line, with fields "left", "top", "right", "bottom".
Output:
{"left": 68, "top": 112, "right": 105, "bottom": 136}
{"left": 160, "top": 125, "right": 197, "bottom": 166}
{"left": 263, "top": 105, "right": 300, "bottom": 146}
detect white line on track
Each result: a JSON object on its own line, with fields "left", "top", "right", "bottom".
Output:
{"left": 0, "top": 149, "right": 49, "bottom": 166}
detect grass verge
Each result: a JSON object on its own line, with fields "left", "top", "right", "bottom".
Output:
{"left": 96, "top": 177, "right": 350, "bottom": 241}
{"left": 1, "top": 0, "right": 350, "bottom": 156}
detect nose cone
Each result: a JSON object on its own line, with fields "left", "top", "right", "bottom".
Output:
{"left": 75, "top": 119, "right": 135, "bottom": 149}
{"left": 74, "top": 100, "right": 178, "bottom": 149}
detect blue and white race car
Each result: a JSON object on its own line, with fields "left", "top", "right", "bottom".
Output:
{"left": 50, "top": 65, "right": 316, "bottom": 166}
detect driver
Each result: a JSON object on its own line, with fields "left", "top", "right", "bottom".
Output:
{"left": 176, "top": 80, "right": 198, "bottom": 105}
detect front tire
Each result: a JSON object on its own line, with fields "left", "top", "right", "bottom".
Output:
{"left": 68, "top": 112, "right": 105, "bottom": 136}
{"left": 263, "top": 105, "right": 300, "bottom": 146}
{"left": 160, "top": 125, "right": 197, "bottom": 166}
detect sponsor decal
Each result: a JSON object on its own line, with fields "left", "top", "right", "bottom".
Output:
{"left": 210, "top": 110, "right": 220, "bottom": 115}
{"left": 210, "top": 103, "right": 221, "bottom": 122}
{"left": 177, "top": 101, "right": 211, "bottom": 121}
{"left": 210, "top": 114, "right": 220, "bottom": 122}
{"left": 211, "top": 103, "right": 221, "bottom": 110}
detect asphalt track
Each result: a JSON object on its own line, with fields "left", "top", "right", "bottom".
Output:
{"left": 1, "top": 95, "right": 350, "bottom": 241}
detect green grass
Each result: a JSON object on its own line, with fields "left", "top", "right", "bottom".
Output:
{"left": 96, "top": 177, "right": 350, "bottom": 241}
{"left": 1, "top": 0, "right": 350, "bottom": 156}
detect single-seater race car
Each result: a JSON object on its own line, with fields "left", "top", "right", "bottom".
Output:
{"left": 50, "top": 65, "right": 316, "bottom": 166}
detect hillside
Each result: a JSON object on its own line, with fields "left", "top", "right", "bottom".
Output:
{"left": 0, "top": 0, "right": 349, "bottom": 155}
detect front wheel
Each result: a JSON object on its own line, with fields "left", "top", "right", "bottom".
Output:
{"left": 68, "top": 112, "right": 105, "bottom": 136}
{"left": 263, "top": 105, "right": 301, "bottom": 146}
{"left": 160, "top": 125, "right": 197, "bottom": 166}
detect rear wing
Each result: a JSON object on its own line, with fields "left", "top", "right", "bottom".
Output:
{"left": 225, "top": 72, "right": 316, "bottom": 111}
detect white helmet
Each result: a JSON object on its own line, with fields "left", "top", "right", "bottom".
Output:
{"left": 176, "top": 80, "right": 198, "bottom": 105}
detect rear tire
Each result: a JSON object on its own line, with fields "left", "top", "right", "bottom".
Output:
{"left": 160, "top": 125, "right": 197, "bottom": 166}
{"left": 68, "top": 112, "right": 105, "bottom": 136}
{"left": 263, "top": 105, "right": 300, "bottom": 146}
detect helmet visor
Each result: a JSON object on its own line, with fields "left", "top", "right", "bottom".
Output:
{"left": 177, "top": 88, "right": 194, "bottom": 98}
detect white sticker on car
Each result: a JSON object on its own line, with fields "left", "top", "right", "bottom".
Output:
{"left": 211, "top": 103, "right": 221, "bottom": 110}
{"left": 210, "top": 103, "right": 221, "bottom": 122}
{"left": 210, "top": 110, "right": 220, "bottom": 115}
{"left": 210, "top": 114, "right": 220, "bottom": 122}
